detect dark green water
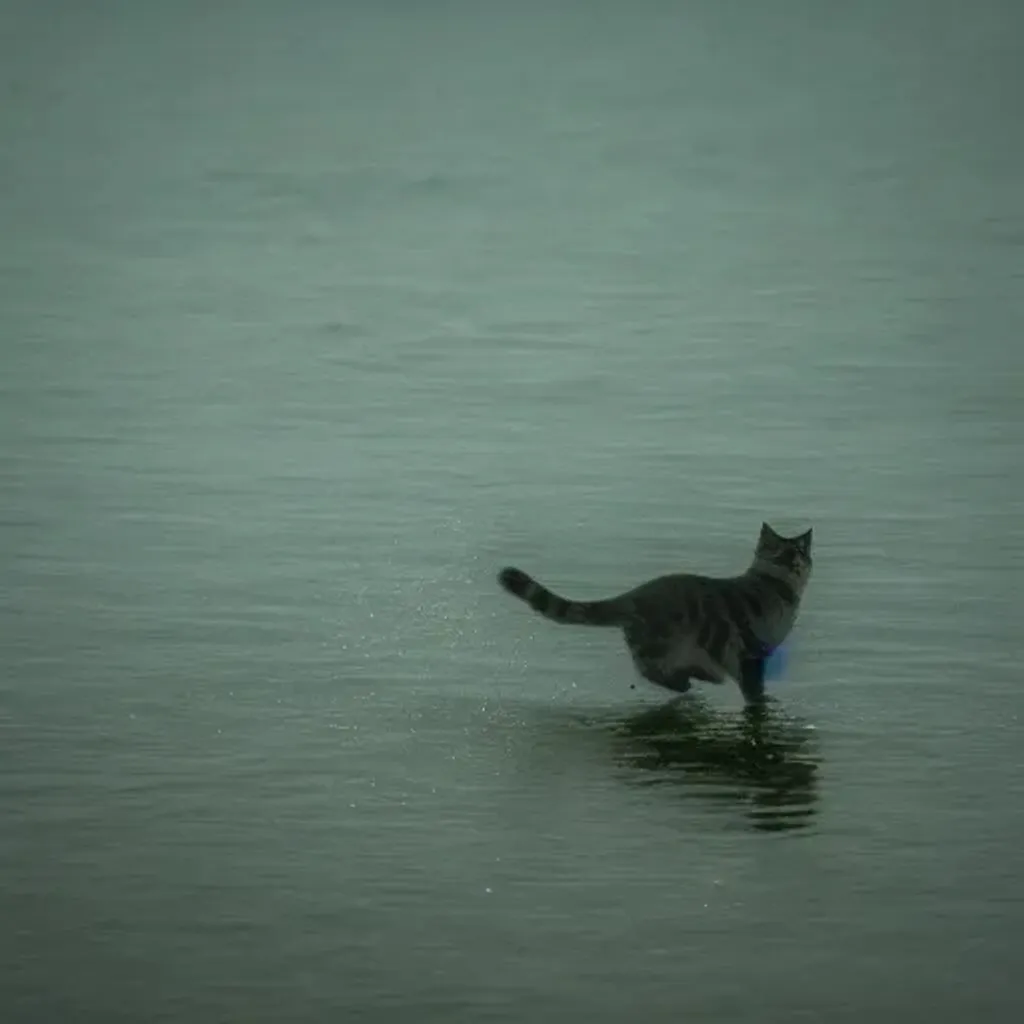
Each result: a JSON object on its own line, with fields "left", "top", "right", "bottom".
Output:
{"left": 2, "top": 1, "right": 1022, "bottom": 1020}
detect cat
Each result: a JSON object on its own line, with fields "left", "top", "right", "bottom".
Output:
{"left": 497, "top": 522, "right": 813, "bottom": 705}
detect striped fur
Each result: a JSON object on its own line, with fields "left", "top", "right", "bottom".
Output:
{"left": 497, "top": 522, "right": 813, "bottom": 705}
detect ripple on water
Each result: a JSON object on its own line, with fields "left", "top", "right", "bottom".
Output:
{"left": 599, "top": 698, "right": 821, "bottom": 834}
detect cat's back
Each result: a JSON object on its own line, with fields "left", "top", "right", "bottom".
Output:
{"left": 626, "top": 571, "right": 723, "bottom": 606}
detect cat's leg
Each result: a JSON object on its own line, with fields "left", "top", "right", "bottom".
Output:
{"left": 660, "top": 669, "right": 693, "bottom": 694}
{"left": 628, "top": 658, "right": 692, "bottom": 694}
{"left": 709, "top": 621, "right": 768, "bottom": 706}
{"left": 624, "top": 623, "right": 682, "bottom": 692}
{"left": 738, "top": 656, "right": 767, "bottom": 706}
{"left": 691, "top": 619, "right": 734, "bottom": 686}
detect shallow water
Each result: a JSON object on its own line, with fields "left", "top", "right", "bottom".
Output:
{"left": 2, "top": 1, "right": 1023, "bottom": 1020}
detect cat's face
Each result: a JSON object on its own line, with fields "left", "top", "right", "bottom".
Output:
{"left": 756, "top": 522, "right": 813, "bottom": 579}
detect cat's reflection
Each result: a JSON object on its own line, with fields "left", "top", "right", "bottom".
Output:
{"left": 605, "top": 697, "right": 821, "bottom": 832}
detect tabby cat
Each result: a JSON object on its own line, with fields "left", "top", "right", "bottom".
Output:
{"left": 497, "top": 522, "right": 813, "bottom": 705}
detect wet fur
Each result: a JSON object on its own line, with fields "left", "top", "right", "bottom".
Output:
{"left": 497, "top": 522, "right": 813, "bottom": 706}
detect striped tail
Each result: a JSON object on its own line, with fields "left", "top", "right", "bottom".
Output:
{"left": 497, "top": 567, "right": 622, "bottom": 627}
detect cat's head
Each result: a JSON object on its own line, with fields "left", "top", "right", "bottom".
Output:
{"left": 754, "top": 522, "right": 813, "bottom": 586}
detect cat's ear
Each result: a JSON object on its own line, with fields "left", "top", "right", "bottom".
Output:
{"left": 794, "top": 528, "right": 813, "bottom": 554}
{"left": 760, "top": 522, "right": 781, "bottom": 542}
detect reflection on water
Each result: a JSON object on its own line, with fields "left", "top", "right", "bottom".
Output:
{"left": 609, "top": 698, "right": 821, "bottom": 833}
{"left": 532, "top": 697, "right": 821, "bottom": 834}
{"left": 515, "top": 695, "right": 822, "bottom": 833}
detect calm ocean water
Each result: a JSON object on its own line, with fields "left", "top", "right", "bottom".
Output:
{"left": 2, "top": 1, "right": 1022, "bottom": 1020}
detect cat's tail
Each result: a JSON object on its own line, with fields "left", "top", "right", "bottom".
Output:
{"left": 497, "top": 567, "right": 624, "bottom": 627}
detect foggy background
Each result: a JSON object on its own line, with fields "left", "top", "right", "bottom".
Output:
{"left": 2, "top": 0, "right": 1022, "bottom": 1020}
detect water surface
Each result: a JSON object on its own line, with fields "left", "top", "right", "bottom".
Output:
{"left": 2, "top": 1, "right": 1023, "bottom": 1020}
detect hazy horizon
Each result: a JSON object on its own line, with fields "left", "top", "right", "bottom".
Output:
{"left": 2, "top": 1, "right": 1022, "bottom": 1020}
